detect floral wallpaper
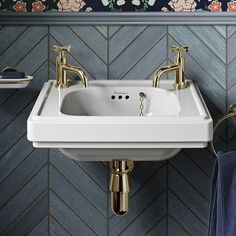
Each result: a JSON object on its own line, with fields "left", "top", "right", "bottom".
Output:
{"left": 0, "top": 0, "right": 235, "bottom": 12}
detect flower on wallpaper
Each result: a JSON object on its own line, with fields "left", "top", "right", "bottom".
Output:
{"left": 32, "top": 1, "right": 46, "bottom": 12}
{"left": 148, "top": 0, "right": 156, "bottom": 6}
{"left": 161, "top": 7, "right": 169, "bottom": 11}
{"left": 168, "top": 0, "right": 196, "bottom": 11}
{"left": 101, "top": 0, "right": 109, "bottom": 6}
{"left": 227, "top": 1, "right": 236, "bottom": 11}
{"left": 100, "top": 0, "right": 125, "bottom": 10}
{"left": 13, "top": 1, "right": 27, "bottom": 12}
{"left": 117, "top": 0, "right": 126, "bottom": 6}
{"left": 57, "top": 0, "right": 86, "bottom": 11}
{"left": 132, "top": 0, "right": 140, "bottom": 6}
{"left": 132, "top": 0, "right": 156, "bottom": 6}
{"left": 208, "top": 1, "right": 222, "bottom": 11}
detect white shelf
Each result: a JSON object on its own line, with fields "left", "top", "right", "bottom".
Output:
{"left": 0, "top": 76, "right": 33, "bottom": 89}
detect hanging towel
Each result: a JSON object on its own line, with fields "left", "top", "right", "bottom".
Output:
{"left": 208, "top": 151, "right": 236, "bottom": 236}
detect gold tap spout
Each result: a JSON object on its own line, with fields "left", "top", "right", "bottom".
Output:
{"left": 153, "top": 64, "right": 179, "bottom": 88}
{"left": 52, "top": 45, "right": 89, "bottom": 88}
{"left": 153, "top": 45, "right": 189, "bottom": 89}
{"left": 109, "top": 160, "right": 134, "bottom": 216}
{"left": 62, "top": 64, "right": 89, "bottom": 88}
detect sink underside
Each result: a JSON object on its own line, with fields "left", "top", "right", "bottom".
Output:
{"left": 27, "top": 80, "right": 213, "bottom": 161}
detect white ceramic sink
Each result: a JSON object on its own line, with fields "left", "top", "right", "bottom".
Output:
{"left": 27, "top": 80, "right": 213, "bottom": 161}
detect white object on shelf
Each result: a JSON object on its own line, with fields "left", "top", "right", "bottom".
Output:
{"left": 0, "top": 76, "right": 33, "bottom": 89}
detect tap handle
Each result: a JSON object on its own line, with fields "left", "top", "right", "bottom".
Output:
{"left": 171, "top": 45, "right": 188, "bottom": 59}
{"left": 52, "top": 45, "right": 71, "bottom": 54}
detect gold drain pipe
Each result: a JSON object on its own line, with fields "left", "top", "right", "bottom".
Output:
{"left": 109, "top": 160, "right": 134, "bottom": 216}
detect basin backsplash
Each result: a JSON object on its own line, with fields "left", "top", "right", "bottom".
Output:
{"left": 0, "top": 25, "right": 235, "bottom": 236}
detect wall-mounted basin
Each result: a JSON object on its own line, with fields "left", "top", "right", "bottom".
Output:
{"left": 27, "top": 80, "right": 213, "bottom": 161}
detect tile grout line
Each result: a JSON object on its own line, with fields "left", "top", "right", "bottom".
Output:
{"left": 120, "top": 32, "right": 167, "bottom": 81}
{"left": 107, "top": 25, "right": 110, "bottom": 236}
{"left": 0, "top": 168, "right": 48, "bottom": 234}
{"left": 226, "top": 25, "right": 230, "bottom": 151}
{"left": 0, "top": 26, "right": 30, "bottom": 57}
{"left": 169, "top": 189, "right": 208, "bottom": 227}
{"left": 169, "top": 163, "right": 210, "bottom": 203}
{"left": 0, "top": 148, "right": 36, "bottom": 185}
{"left": 167, "top": 24, "right": 169, "bottom": 236}
{"left": 168, "top": 214, "right": 192, "bottom": 236}
{"left": 186, "top": 25, "right": 226, "bottom": 65}
{"left": 73, "top": 161, "right": 107, "bottom": 193}
{"left": 0, "top": 160, "right": 48, "bottom": 212}
{"left": 50, "top": 189, "right": 98, "bottom": 236}
{"left": 49, "top": 214, "right": 73, "bottom": 236}
{"left": 107, "top": 25, "right": 109, "bottom": 80}
{"left": 109, "top": 25, "right": 148, "bottom": 65}
{"left": 144, "top": 214, "right": 167, "bottom": 236}
{"left": 50, "top": 163, "right": 107, "bottom": 219}
{"left": 47, "top": 25, "right": 50, "bottom": 236}
{"left": 68, "top": 26, "right": 108, "bottom": 65}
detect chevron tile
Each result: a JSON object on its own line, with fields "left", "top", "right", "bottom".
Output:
{"left": 109, "top": 25, "right": 168, "bottom": 81}
{"left": 227, "top": 26, "right": 236, "bottom": 148}
{"left": 49, "top": 149, "right": 107, "bottom": 235}
{"left": 28, "top": 216, "right": 49, "bottom": 236}
{"left": 0, "top": 166, "right": 48, "bottom": 235}
{"left": 50, "top": 150, "right": 107, "bottom": 217}
{"left": 169, "top": 151, "right": 212, "bottom": 201}
{"left": 49, "top": 25, "right": 108, "bottom": 81}
{"left": 50, "top": 216, "right": 70, "bottom": 236}
{"left": 168, "top": 215, "right": 190, "bottom": 236}
{"left": 169, "top": 190, "right": 207, "bottom": 236}
{"left": 0, "top": 26, "right": 49, "bottom": 236}
{"left": 3, "top": 191, "right": 48, "bottom": 236}
{"left": 169, "top": 159, "right": 210, "bottom": 224}
{"left": 1, "top": 24, "right": 235, "bottom": 236}
{"left": 146, "top": 216, "right": 167, "bottom": 236}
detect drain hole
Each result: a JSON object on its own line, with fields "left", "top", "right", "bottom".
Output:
{"left": 125, "top": 95, "right": 129, "bottom": 100}
{"left": 118, "top": 95, "right": 122, "bottom": 99}
{"left": 111, "top": 95, "right": 115, "bottom": 99}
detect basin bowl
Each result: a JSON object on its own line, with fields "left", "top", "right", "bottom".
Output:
{"left": 27, "top": 80, "right": 213, "bottom": 161}
{"left": 60, "top": 87, "right": 180, "bottom": 117}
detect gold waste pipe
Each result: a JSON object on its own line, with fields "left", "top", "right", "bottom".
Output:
{"left": 109, "top": 160, "right": 134, "bottom": 216}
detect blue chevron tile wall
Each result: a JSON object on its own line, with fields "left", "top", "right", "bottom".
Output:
{"left": 0, "top": 25, "right": 235, "bottom": 236}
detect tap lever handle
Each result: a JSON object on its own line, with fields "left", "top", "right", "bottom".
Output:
{"left": 52, "top": 45, "right": 71, "bottom": 53}
{"left": 171, "top": 45, "right": 188, "bottom": 53}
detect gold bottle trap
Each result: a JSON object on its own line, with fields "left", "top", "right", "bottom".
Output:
{"left": 109, "top": 160, "right": 134, "bottom": 215}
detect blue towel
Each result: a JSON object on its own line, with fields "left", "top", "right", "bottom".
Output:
{"left": 208, "top": 151, "right": 236, "bottom": 236}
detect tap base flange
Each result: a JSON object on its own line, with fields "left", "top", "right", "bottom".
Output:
{"left": 55, "top": 82, "right": 69, "bottom": 88}
{"left": 173, "top": 81, "right": 190, "bottom": 89}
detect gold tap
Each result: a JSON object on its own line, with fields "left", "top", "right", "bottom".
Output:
{"left": 153, "top": 45, "right": 189, "bottom": 89}
{"left": 52, "top": 45, "right": 89, "bottom": 88}
{"left": 109, "top": 160, "right": 134, "bottom": 216}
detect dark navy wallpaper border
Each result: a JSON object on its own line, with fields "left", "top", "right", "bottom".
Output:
{"left": 0, "top": 0, "right": 236, "bottom": 12}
